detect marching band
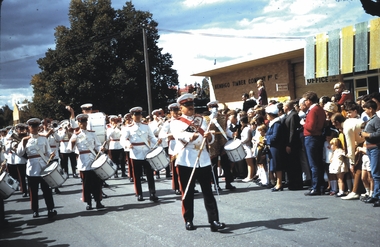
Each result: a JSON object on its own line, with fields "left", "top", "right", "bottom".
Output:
{"left": 0, "top": 95, "right": 232, "bottom": 231}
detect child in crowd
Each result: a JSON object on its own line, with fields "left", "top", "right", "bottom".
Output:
{"left": 323, "top": 132, "right": 336, "bottom": 195}
{"left": 357, "top": 144, "right": 374, "bottom": 201}
{"left": 252, "top": 124, "right": 268, "bottom": 186}
{"left": 329, "top": 138, "right": 349, "bottom": 197}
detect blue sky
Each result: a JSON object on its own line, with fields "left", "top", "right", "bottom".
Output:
{"left": 0, "top": 0, "right": 376, "bottom": 108}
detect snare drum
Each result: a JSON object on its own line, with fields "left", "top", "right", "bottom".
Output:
{"left": 91, "top": 154, "right": 117, "bottom": 180}
{"left": 0, "top": 172, "right": 19, "bottom": 199}
{"left": 41, "top": 161, "right": 68, "bottom": 188}
{"left": 145, "top": 146, "right": 170, "bottom": 171}
{"left": 224, "top": 139, "right": 246, "bottom": 162}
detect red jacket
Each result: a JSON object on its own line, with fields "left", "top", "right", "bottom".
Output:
{"left": 303, "top": 104, "right": 326, "bottom": 136}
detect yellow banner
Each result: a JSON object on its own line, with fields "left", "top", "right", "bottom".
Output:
{"left": 341, "top": 26, "right": 354, "bottom": 74}
{"left": 316, "top": 33, "right": 327, "bottom": 77}
{"left": 370, "top": 18, "right": 380, "bottom": 70}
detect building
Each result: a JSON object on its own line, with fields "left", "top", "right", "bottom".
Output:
{"left": 193, "top": 18, "right": 380, "bottom": 110}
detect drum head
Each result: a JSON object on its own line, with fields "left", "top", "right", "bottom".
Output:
{"left": 224, "top": 139, "right": 242, "bottom": 150}
{"left": 41, "top": 161, "right": 59, "bottom": 175}
{"left": 92, "top": 154, "right": 107, "bottom": 168}
{"left": 146, "top": 146, "right": 163, "bottom": 159}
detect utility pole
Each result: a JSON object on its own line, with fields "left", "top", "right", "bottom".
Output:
{"left": 142, "top": 27, "right": 152, "bottom": 116}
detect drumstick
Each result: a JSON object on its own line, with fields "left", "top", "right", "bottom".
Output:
{"left": 182, "top": 119, "right": 213, "bottom": 201}
{"left": 94, "top": 141, "right": 108, "bottom": 160}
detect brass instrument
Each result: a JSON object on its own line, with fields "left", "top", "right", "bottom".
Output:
{"left": 10, "top": 132, "right": 23, "bottom": 152}
{"left": 0, "top": 159, "right": 7, "bottom": 174}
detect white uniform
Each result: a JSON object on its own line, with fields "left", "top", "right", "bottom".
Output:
{"left": 123, "top": 122, "right": 158, "bottom": 160}
{"left": 68, "top": 130, "right": 101, "bottom": 171}
{"left": 171, "top": 115, "right": 214, "bottom": 168}
{"left": 16, "top": 134, "right": 52, "bottom": 177}
{"left": 159, "top": 118, "right": 175, "bottom": 154}
{"left": 106, "top": 126, "right": 123, "bottom": 150}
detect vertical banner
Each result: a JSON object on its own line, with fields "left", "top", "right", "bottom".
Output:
{"left": 316, "top": 33, "right": 327, "bottom": 78}
{"left": 341, "top": 25, "right": 354, "bottom": 74}
{"left": 370, "top": 18, "right": 380, "bottom": 70}
{"left": 355, "top": 22, "right": 368, "bottom": 72}
{"left": 305, "top": 36, "right": 315, "bottom": 81}
{"left": 328, "top": 29, "right": 340, "bottom": 76}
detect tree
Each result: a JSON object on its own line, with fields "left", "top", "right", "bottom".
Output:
{"left": 0, "top": 105, "right": 13, "bottom": 128}
{"left": 360, "top": 0, "right": 380, "bottom": 17}
{"left": 31, "top": 0, "right": 178, "bottom": 118}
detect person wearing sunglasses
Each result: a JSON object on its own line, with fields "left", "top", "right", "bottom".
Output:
{"left": 17, "top": 118, "right": 57, "bottom": 219}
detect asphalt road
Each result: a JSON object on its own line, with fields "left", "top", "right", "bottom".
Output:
{"left": 1, "top": 171, "right": 379, "bottom": 247}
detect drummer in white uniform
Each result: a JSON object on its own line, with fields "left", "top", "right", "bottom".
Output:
{"left": 17, "top": 118, "right": 57, "bottom": 219}
{"left": 159, "top": 103, "right": 181, "bottom": 194}
{"left": 122, "top": 107, "right": 161, "bottom": 202}
{"left": 40, "top": 119, "right": 62, "bottom": 193}
{"left": 106, "top": 115, "right": 126, "bottom": 178}
{"left": 170, "top": 93, "right": 225, "bottom": 231}
{"left": 68, "top": 114, "right": 105, "bottom": 210}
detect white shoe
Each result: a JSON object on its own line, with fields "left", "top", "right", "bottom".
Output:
{"left": 341, "top": 192, "right": 359, "bottom": 200}
{"left": 242, "top": 178, "right": 253, "bottom": 182}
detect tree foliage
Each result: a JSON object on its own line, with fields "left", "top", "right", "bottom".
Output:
{"left": 31, "top": 0, "right": 178, "bottom": 118}
{"left": 0, "top": 105, "right": 13, "bottom": 128}
{"left": 360, "top": 0, "right": 380, "bottom": 17}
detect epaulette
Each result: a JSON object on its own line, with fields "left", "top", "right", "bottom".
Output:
{"left": 88, "top": 130, "right": 95, "bottom": 132}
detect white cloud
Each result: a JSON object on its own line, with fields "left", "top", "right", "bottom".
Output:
{"left": 182, "top": 0, "right": 232, "bottom": 8}
{"left": 0, "top": 87, "right": 33, "bottom": 109}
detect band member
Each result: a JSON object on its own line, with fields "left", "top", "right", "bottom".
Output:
{"left": 17, "top": 118, "right": 57, "bottom": 218}
{"left": 121, "top": 113, "right": 133, "bottom": 182}
{"left": 0, "top": 159, "right": 7, "bottom": 227}
{"left": 159, "top": 103, "right": 181, "bottom": 194}
{"left": 40, "top": 119, "right": 62, "bottom": 194}
{"left": 206, "top": 101, "right": 236, "bottom": 190}
{"left": 57, "top": 120, "right": 78, "bottom": 178}
{"left": 171, "top": 93, "right": 226, "bottom": 232}
{"left": 5, "top": 123, "right": 28, "bottom": 197}
{"left": 122, "top": 107, "right": 161, "bottom": 202}
{"left": 107, "top": 115, "right": 127, "bottom": 178}
{"left": 149, "top": 109, "right": 168, "bottom": 178}
{"left": 68, "top": 114, "right": 105, "bottom": 210}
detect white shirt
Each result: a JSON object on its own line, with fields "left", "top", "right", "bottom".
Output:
{"left": 68, "top": 129, "right": 101, "bottom": 171}
{"left": 123, "top": 122, "right": 158, "bottom": 160}
{"left": 17, "top": 134, "right": 52, "bottom": 177}
{"left": 171, "top": 115, "right": 215, "bottom": 168}
{"left": 106, "top": 126, "right": 123, "bottom": 150}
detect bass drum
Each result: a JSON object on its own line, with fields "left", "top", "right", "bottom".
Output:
{"left": 91, "top": 154, "right": 117, "bottom": 180}
{"left": 145, "top": 146, "right": 170, "bottom": 171}
{"left": 88, "top": 112, "right": 106, "bottom": 143}
{"left": 0, "top": 172, "right": 19, "bottom": 199}
{"left": 224, "top": 139, "right": 246, "bottom": 162}
{"left": 41, "top": 161, "right": 68, "bottom": 188}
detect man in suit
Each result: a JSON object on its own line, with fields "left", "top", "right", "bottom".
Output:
{"left": 282, "top": 100, "right": 303, "bottom": 190}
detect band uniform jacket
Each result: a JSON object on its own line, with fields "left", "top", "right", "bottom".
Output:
{"left": 122, "top": 122, "right": 158, "bottom": 160}
{"left": 159, "top": 118, "right": 176, "bottom": 155}
{"left": 57, "top": 128, "right": 72, "bottom": 154}
{"left": 68, "top": 130, "right": 101, "bottom": 171}
{"left": 16, "top": 134, "right": 52, "bottom": 177}
{"left": 106, "top": 126, "right": 123, "bottom": 150}
{"left": 171, "top": 114, "right": 215, "bottom": 168}
{"left": 5, "top": 138, "right": 27, "bottom": 164}
{"left": 204, "top": 114, "right": 227, "bottom": 159}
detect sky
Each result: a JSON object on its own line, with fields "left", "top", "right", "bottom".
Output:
{"left": 0, "top": 0, "right": 376, "bottom": 108}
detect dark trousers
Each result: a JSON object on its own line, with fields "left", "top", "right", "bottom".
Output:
{"left": 177, "top": 165, "right": 219, "bottom": 223}
{"left": 60, "top": 152, "right": 77, "bottom": 175}
{"left": 171, "top": 157, "right": 180, "bottom": 190}
{"left": 80, "top": 170, "right": 103, "bottom": 204}
{"left": 304, "top": 135, "right": 325, "bottom": 191}
{"left": 0, "top": 197, "right": 4, "bottom": 222}
{"left": 285, "top": 147, "right": 303, "bottom": 189}
{"left": 211, "top": 154, "right": 234, "bottom": 187}
{"left": 27, "top": 176, "right": 55, "bottom": 212}
{"left": 109, "top": 149, "right": 126, "bottom": 174}
{"left": 132, "top": 159, "right": 156, "bottom": 196}
{"left": 8, "top": 163, "right": 27, "bottom": 194}
{"left": 163, "top": 147, "right": 171, "bottom": 177}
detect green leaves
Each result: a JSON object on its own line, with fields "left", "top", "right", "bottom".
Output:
{"left": 31, "top": 0, "right": 178, "bottom": 118}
